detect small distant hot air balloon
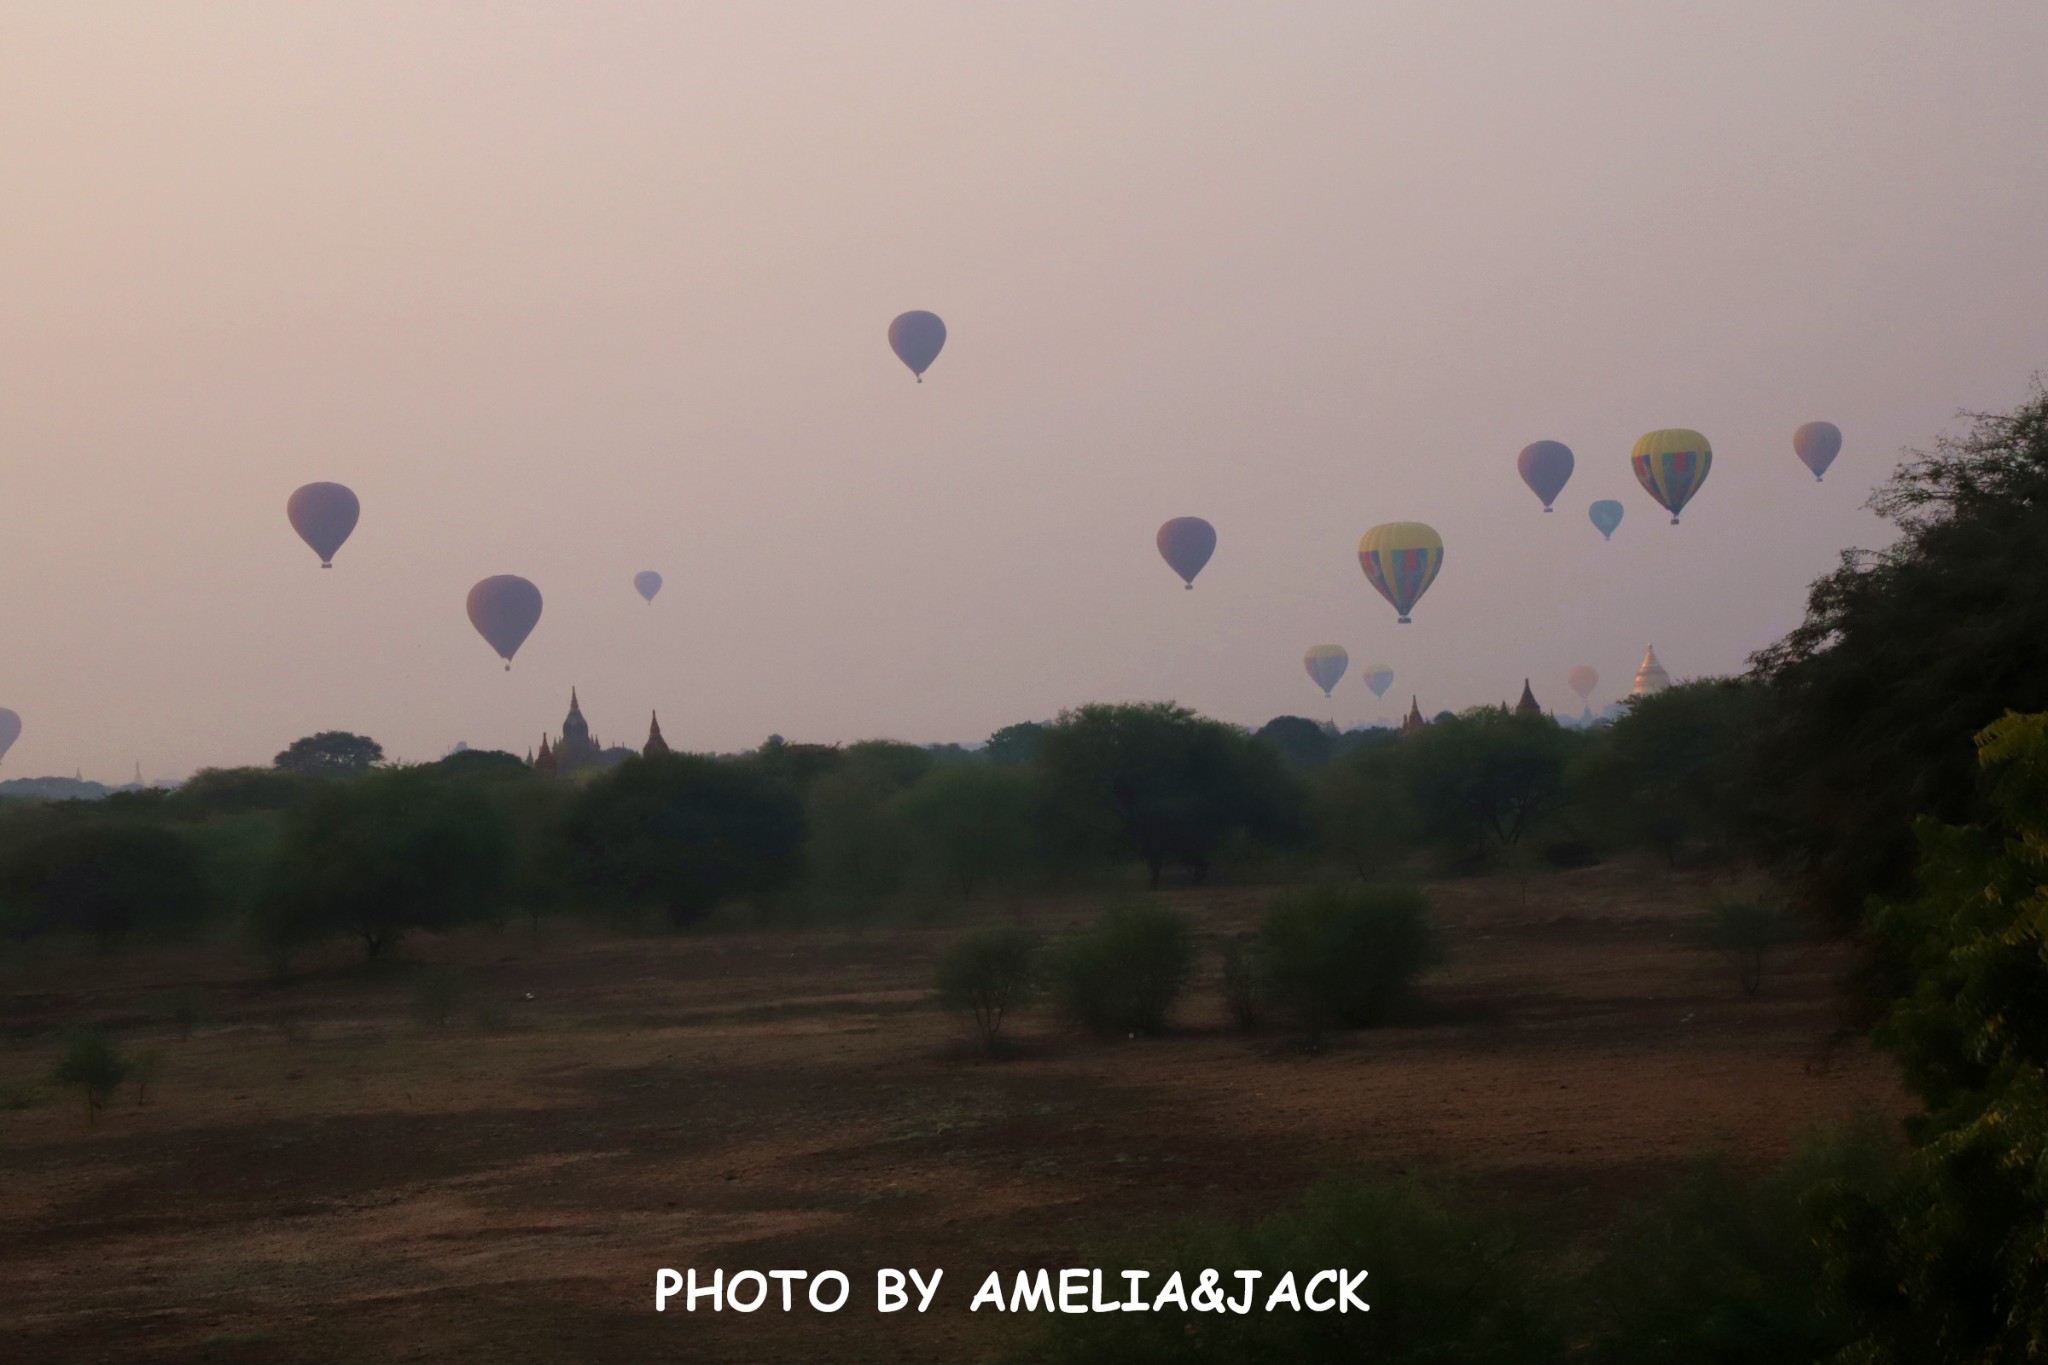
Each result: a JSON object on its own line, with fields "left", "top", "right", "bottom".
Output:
{"left": 1631, "top": 429, "right": 1712, "bottom": 524}
{"left": 1517, "top": 441, "right": 1575, "bottom": 512}
{"left": 286, "top": 482, "right": 360, "bottom": 567}
{"left": 1568, "top": 666, "right": 1598, "bottom": 701}
{"left": 1794, "top": 422, "right": 1842, "bottom": 482}
{"left": 1157, "top": 517, "right": 1217, "bottom": 588}
{"left": 1304, "top": 645, "right": 1349, "bottom": 697}
{"left": 888, "top": 311, "right": 947, "bottom": 382}
{"left": 0, "top": 709, "right": 20, "bottom": 767}
{"left": 1358, "top": 522, "right": 1444, "bottom": 623}
{"left": 634, "top": 571, "right": 663, "bottom": 604}
{"left": 1589, "top": 499, "right": 1625, "bottom": 540}
{"left": 1362, "top": 664, "right": 1394, "bottom": 698}
{"left": 466, "top": 576, "right": 543, "bottom": 670}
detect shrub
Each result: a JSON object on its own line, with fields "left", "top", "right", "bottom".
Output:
{"left": 1703, "top": 898, "right": 1780, "bottom": 997}
{"left": 1021, "top": 1176, "right": 1561, "bottom": 1364}
{"left": 0, "top": 823, "right": 212, "bottom": 949}
{"left": 1257, "top": 884, "right": 1442, "bottom": 1033}
{"left": 934, "top": 925, "right": 1039, "bottom": 1054}
{"left": 51, "top": 1028, "right": 132, "bottom": 1121}
{"left": 1054, "top": 903, "right": 1195, "bottom": 1037}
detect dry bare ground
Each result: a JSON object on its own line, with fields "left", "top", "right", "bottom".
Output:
{"left": 0, "top": 861, "right": 1906, "bottom": 1363}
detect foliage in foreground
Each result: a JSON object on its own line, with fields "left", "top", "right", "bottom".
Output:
{"left": 1054, "top": 903, "right": 1196, "bottom": 1037}
{"left": 1254, "top": 883, "right": 1442, "bottom": 1033}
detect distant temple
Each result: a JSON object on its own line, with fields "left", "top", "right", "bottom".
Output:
{"left": 1401, "top": 695, "right": 1429, "bottom": 734}
{"left": 1631, "top": 645, "right": 1672, "bottom": 697}
{"left": 644, "top": 712, "right": 669, "bottom": 756}
{"left": 1515, "top": 678, "right": 1542, "bottom": 716}
{"left": 529, "top": 690, "right": 644, "bottom": 778}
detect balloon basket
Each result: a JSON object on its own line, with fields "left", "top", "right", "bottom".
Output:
{"left": 1397, "top": 616, "right": 1411, "bottom": 624}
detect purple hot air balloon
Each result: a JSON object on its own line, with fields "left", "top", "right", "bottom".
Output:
{"left": 1794, "top": 422, "right": 1842, "bottom": 482}
{"left": 286, "top": 482, "right": 360, "bottom": 567}
{"left": 0, "top": 708, "right": 20, "bottom": 767}
{"left": 466, "top": 576, "right": 543, "bottom": 670}
{"left": 1156, "top": 517, "right": 1217, "bottom": 589}
{"left": 634, "top": 570, "right": 663, "bottom": 604}
{"left": 1517, "top": 441, "right": 1575, "bottom": 511}
{"left": 888, "top": 311, "right": 947, "bottom": 382}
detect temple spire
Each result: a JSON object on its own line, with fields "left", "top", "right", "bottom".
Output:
{"left": 1515, "top": 678, "right": 1542, "bottom": 715}
{"left": 644, "top": 711, "right": 670, "bottom": 757}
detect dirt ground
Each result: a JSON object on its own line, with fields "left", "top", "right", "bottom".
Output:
{"left": 0, "top": 862, "right": 1907, "bottom": 1363}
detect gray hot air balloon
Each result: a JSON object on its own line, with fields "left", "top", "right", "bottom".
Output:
{"left": 1517, "top": 441, "right": 1575, "bottom": 511}
{"left": 634, "top": 570, "right": 663, "bottom": 604}
{"left": 0, "top": 709, "right": 20, "bottom": 767}
{"left": 287, "top": 483, "right": 360, "bottom": 567}
{"left": 888, "top": 311, "right": 947, "bottom": 381}
{"left": 466, "top": 576, "right": 543, "bottom": 670}
{"left": 1794, "top": 422, "right": 1842, "bottom": 482}
{"left": 1156, "top": 517, "right": 1217, "bottom": 588}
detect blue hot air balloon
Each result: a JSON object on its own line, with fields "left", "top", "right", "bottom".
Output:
{"left": 1588, "top": 500, "right": 1624, "bottom": 540}
{"left": 888, "top": 311, "right": 947, "bottom": 382}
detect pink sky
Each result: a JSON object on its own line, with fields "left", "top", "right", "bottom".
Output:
{"left": 2, "top": 3, "right": 2045, "bottom": 780}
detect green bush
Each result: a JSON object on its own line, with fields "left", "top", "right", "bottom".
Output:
{"left": 1257, "top": 884, "right": 1441, "bottom": 1033}
{"left": 1021, "top": 1176, "right": 1560, "bottom": 1364}
{"left": 935, "top": 925, "right": 1039, "bottom": 1054}
{"left": 50, "top": 1028, "right": 131, "bottom": 1121}
{"left": 1703, "top": 898, "right": 1780, "bottom": 997}
{"left": 1054, "top": 903, "right": 1195, "bottom": 1037}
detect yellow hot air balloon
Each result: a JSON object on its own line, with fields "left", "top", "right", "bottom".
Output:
{"left": 1631, "top": 429, "right": 1712, "bottom": 524}
{"left": 1357, "top": 522, "right": 1444, "bottom": 623}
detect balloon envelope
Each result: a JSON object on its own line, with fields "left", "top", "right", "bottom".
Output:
{"left": 1362, "top": 664, "right": 1394, "bottom": 698}
{"left": 0, "top": 708, "right": 19, "bottom": 764}
{"left": 1304, "top": 645, "right": 1349, "bottom": 697}
{"left": 888, "top": 311, "right": 946, "bottom": 380}
{"left": 1794, "top": 421, "right": 1842, "bottom": 482}
{"left": 1357, "top": 522, "right": 1444, "bottom": 623}
{"left": 1517, "top": 441, "right": 1575, "bottom": 510}
{"left": 1568, "top": 666, "right": 1598, "bottom": 700}
{"left": 466, "top": 576, "right": 543, "bottom": 668}
{"left": 1589, "top": 499, "right": 1625, "bottom": 540}
{"left": 1156, "top": 517, "right": 1217, "bottom": 588}
{"left": 634, "top": 570, "right": 663, "bottom": 603}
{"left": 287, "top": 482, "right": 360, "bottom": 567}
{"left": 1631, "top": 429, "right": 1713, "bottom": 524}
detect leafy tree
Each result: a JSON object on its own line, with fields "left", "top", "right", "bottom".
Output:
{"left": 934, "top": 925, "right": 1039, "bottom": 1054}
{"left": 894, "top": 762, "right": 1035, "bottom": 901}
{"left": 173, "top": 766, "right": 321, "bottom": 815}
{"left": 984, "top": 720, "right": 1047, "bottom": 766}
{"left": 273, "top": 730, "right": 384, "bottom": 776}
{"left": 1254, "top": 715, "right": 1336, "bottom": 769}
{"left": 1400, "top": 706, "right": 1576, "bottom": 855}
{"left": 51, "top": 1028, "right": 131, "bottom": 1122}
{"left": 0, "top": 823, "right": 211, "bottom": 949}
{"left": 1256, "top": 884, "right": 1442, "bottom": 1034}
{"left": 1751, "top": 385, "right": 2048, "bottom": 928}
{"left": 555, "top": 753, "right": 804, "bottom": 928}
{"left": 254, "top": 767, "right": 512, "bottom": 958}
{"left": 431, "top": 748, "right": 531, "bottom": 780}
{"left": 1037, "top": 702, "right": 1300, "bottom": 886}
{"left": 747, "top": 735, "right": 846, "bottom": 793}
{"left": 1574, "top": 680, "right": 1766, "bottom": 867}
{"left": 1054, "top": 902, "right": 1196, "bottom": 1037}
{"left": 1310, "top": 738, "right": 1415, "bottom": 878}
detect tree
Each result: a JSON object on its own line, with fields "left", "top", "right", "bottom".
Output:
{"left": 934, "top": 925, "right": 1039, "bottom": 1054}
{"left": 1254, "top": 715, "right": 1336, "bottom": 769}
{"left": 0, "top": 823, "right": 211, "bottom": 949}
{"left": 273, "top": 731, "right": 384, "bottom": 776}
{"left": 555, "top": 753, "right": 804, "bottom": 928}
{"left": 1311, "top": 737, "right": 1415, "bottom": 879}
{"left": 1751, "top": 384, "right": 2048, "bottom": 929}
{"left": 51, "top": 1029, "right": 131, "bottom": 1122}
{"left": 1037, "top": 702, "right": 1300, "bottom": 886}
{"left": 255, "top": 767, "right": 512, "bottom": 958}
{"left": 173, "top": 766, "right": 321, "bottom": 815}
{"left": 896, "top": 762, "right": 1035, "bottom": 900}
{"left": 984, "top": 721, "right": 1047, "bottom": 766}
{"left": 1573, "top": 680, "right": 1765, "bottom": 867}
{"left": 1399, "top": 707, "right": 1576, "bottom": 855}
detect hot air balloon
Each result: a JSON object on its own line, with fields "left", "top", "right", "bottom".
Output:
{"left": 0, "top": 709, "right": 20, "bottom": 767}
{"left": 1358, "top": 522, "right": 1444, "bottom": 623}
{"left": 286, "top": 482, "right": 360, "bottom": 567}
{"left": 1362, "top": 664, "right": 1394, "bottom": 698}
{"left": 1568, "top": 666, "right": 1598, "bottom": 701}
{"left": 1304, "top": 645, "right": 1349, "bottom": 697}
{"left": 1794, "top": 422, "right": 1842, "bottom": 482}
{"left": 466, "top": 576, "right": 543, "bottom": 670}
{"left": 888, "top": 311, "right": 946, "bottom": 382}
{"left": 1631, "top": 429, "right": 1712, "bottom": 524}
{"left": 1589, "top": 499, "right": 1624, "bottom": 540}
{"left": 1157, "top": 517, "right": 1217, "bottom": 588}
{"left": 634, "top": 571, "right": 663, "bottom": 604}
{"left": 1517, "top": 441, "right": 1575, "bottom": 512}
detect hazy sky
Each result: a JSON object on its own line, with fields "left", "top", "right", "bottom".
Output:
{"left": 3, "top": 3, "right": 2045, "bottom": 780}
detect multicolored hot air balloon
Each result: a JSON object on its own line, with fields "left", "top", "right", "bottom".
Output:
{"left": 1358, "top": 522, "right": 1443, "bottom": 623}
{"left": 1631, "top": 429, "right": 1712, "bottom": 524}
{"left": 1794, "top": 422, "right": 1842, "bottom": 482}
{"left": 1362, "top": 664, "right": 1394, "bottom": 698}
{"left": 1304, "top": 645, "right": 1349, "bottom": 697}
{"left": 1589, "top": 499, "right": 1624, "bottom": 540}
{"left": 1157, "top": 517, "right": 1217, "bottom": 588}
{"left": 0, "top": 709, "right": 20, "bottom": 767}
{"left": 1568, "top": 666, "right": 1598, "bottom": 701}
{"left": 888, "top": 311, "right": 946, "bottom": 382}
{"left": 634, "top": 571, "right": 663, "bottom": 604}
{"left": 286, "top": 482, "right": 360, "bottom": 567}
{"left": 1517, "top": 441, "right": 1575, "bottom": 512}
{"left": 466, "top": 576, "right": 543, "bottom": 671}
